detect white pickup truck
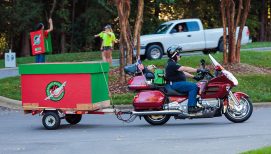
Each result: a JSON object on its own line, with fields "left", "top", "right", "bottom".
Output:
{"left": 139, "top": 18, "right": 250, "bottom": 60}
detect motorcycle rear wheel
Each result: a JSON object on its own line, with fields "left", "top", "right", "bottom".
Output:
{"left": 144, "top": 115, "right": 170, "bottom": 125}
{"left": 225, "top": 97, "right": 253, "bottom": 123}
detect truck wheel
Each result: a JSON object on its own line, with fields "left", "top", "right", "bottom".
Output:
{"left": 42, "top": 111, "right": 61, "bottom": 130}
{"left": 218, "top": 39, "right": 228, "bottom": 52}
{"left": 203, "top": 49, "right": 216, "bottom": 54}
{"left": 65, "top": 114, "right": 82, "bottom": 125}
{"left": 218, "top": 40, "right": 224, "bottom": 52}
{"left": 203, "top": 50, "right": 210, "bottom": 54}
{"left": 144, "top": 115, "right": 170, "bottom": 125}
{"left": 146, "top": 45, "right": 163, "bottom": 60}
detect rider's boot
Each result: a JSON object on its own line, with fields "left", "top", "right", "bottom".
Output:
{"left": 188, "top": 106, "right": 203, "bottom": 114}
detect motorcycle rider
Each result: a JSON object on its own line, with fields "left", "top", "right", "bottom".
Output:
{"left": 165, "top": 46, "right": 204, "bottom": 113}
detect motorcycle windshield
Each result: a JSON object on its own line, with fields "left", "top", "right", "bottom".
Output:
{"left": 208, "top": 54, "right": 238, "bottom": 86}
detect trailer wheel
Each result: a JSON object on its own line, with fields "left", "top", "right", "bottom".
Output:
{"left": 42, "top": 111, "right": 61, "bottom": 130}
{"left": 144, "top": 115, "right": 170, "bottom": 125}
{"left": 65, "top": 114, "right": 82, "bottom": 125}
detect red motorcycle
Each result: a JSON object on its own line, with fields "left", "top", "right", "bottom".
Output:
{"left": 123, "top": 54, "right": 253, "bottom": 125}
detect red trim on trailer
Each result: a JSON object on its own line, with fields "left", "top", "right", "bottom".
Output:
{"left": 88, "top": 111, "right": 105, "bottom": 115}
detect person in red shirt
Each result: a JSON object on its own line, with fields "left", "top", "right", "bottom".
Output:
{"left": 35, "top": 18, "right": 53, "bottom": 63}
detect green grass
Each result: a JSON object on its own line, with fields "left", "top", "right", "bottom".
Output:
{"left": 241, "top": 146, "right": 271, "bottom": 154}
{"left": 1, "top": 74, "right": 270, "bottom": 103}
{"left": 143, "top": 54, "right": 219, "bottom": 68}
{"left": 240, "top": 51, "right": 271, "bottom": 68}
{"left": 1, "top": 50, "right": 270, "bottom": 69}
{"left": 0, "top": 76, "right": 21, "bottom": 100}
{"left": 0, "top": 51, "right": 119, "bottom": 69}
{"left": 143, "top": 51, "right": 271, "bottom": 69}
{"left": 111, "top": 93, "right": 135, "bottom": 105}
{"left": 241, "top": 42, "right": 271, "bottom": 49}
{"left": 235, "top": 75, "right": 271, "bottom": 102}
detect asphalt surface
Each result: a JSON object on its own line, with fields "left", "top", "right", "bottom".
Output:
{"left": 0, "top": 106, "right": 270, "bottom": 154}
{"left": 0, "top": 67, "right": 19, "bottom": 79}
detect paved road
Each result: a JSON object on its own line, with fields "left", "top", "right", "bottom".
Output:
{"left": 0, "top": 67, "right": 19, "bottom": 79}
{"left": 0, "top": 106, "right": 270, "bottom": 154}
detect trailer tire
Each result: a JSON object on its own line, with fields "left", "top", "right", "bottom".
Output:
{"left": 42, "top": 111, "right": 61, "bottom": 130}
{"left": 65, "top": 114, "right": 82, "bottom": 125}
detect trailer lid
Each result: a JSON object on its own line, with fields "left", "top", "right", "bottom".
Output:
{"left": 19, "top": 62, "right": 109, "bottom": 75}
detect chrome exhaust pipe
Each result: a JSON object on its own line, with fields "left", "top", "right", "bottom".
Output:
{"left": 132, "top": 110, "right": 182, "bottom": 116}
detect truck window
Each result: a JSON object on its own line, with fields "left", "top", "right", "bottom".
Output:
{"left": 186, "top": 22, "right": 200, "bottom": 32}
{"left": 171, "top": 23, "right": 188, "bottom": 33}
{"left": 154, "top": 23, "right": 173, "bottom": 34}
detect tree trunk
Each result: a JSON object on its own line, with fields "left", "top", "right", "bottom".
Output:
{"left": 134, "top": 0, "right": 144, "bottom": 59}
{"left": 60, "top": 32, "right": 66, "bottom": 53}
{"left": 221, "top": 0, "right": 228, "bottom": 64}
{"left": 123, "top": 0, "right": 133, "bottom": 64}
{"left": 49, "top": 0, "right": 56, "bottom": 18}
{"left": 119, "top": 34, "right": 125, "bottom": 82}
{"left": 236, "top": 0, "right": 251, "bottom": 63}
{"left": 154, "top": 1, "right": 160, "bottom": 18}
{"left": 220, "top": 0, "right": 251, "bottom": 64}
{"left": 260, "top": 0, "right": 266, "bottom": 41}
{"left": 269, "top": 0, "right": 271, "bottom": 41}
{"left": 115, "top": 0, "right": 133, "bottom": 65}
{"left": 21, "top": 31, "right": 30, "bottom": 56}
{"left": 115, "top": 0, "right": 128, "bottom": 82}
{"left": 226, "top": 0, "right": 236, "bottom": 63}
{"left": 70, "top": 0, "right": 77, "bottom": 52}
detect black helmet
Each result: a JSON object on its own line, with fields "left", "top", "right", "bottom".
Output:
{"left": 167, "top": 45, "right": 182, "bottom": 59}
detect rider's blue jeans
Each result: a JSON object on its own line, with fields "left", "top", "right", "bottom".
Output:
{"left": 171, "top": 81, "right": 198, "bottom": 107}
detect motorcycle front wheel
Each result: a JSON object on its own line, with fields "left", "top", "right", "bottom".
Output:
{"left": 144, "top": 115, "right": 171, "bottom": 125}
{"left": 225, "top": 97, "right": 253, "bottom": 123}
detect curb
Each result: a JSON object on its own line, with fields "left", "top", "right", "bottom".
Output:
{"left": 252, "top": 102, "right": 271, "bottom": 108}
{"left": 0, "top": 96, "right": 270, "bottom": 110}
{"left": 241, "top": 47, "right": 271, "bottom": 51}
{"left": 0, "top": 96, "right": 22, "bottom": 110}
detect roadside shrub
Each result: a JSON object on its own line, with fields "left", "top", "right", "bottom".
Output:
{"left": 0, "top": 33, "right": 8, "bottom": 58}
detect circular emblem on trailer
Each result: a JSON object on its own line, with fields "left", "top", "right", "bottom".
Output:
{"left": 33, "top": 34, "right": 41, "bottom": 45}
{"left": 45, "top": 81, "right": 67, "bottom": 101}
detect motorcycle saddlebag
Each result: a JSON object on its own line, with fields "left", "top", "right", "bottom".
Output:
{"left": 133, "top": 90, "right": 165, "bottom": 110}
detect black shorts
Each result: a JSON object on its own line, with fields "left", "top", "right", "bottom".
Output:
{"left": 102, "top": 46, "right": 113, "bottom": 51}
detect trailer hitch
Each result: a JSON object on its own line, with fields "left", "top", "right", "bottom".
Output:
{"left": 115, "top": 110, "right": 137, "bottom": 123}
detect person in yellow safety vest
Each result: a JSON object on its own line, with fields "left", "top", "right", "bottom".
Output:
{"left": 94, "top": 25, "right": 117, "bottom": 66}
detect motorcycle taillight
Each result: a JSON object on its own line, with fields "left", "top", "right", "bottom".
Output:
{"left": 128, "top": 78, "right": 133, "bottom": 85}
{"left": 215, "top": 65, "right": 223, "bottom": 71}
{"left": 127, "top": 75, "right": 152, "bottom": 90}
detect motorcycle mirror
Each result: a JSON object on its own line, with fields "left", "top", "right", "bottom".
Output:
{"left": 200, "top": 59, "right": 206, "bottom": 68}
{"left": 200, "top": 59, "right": 205, "bottom": 65}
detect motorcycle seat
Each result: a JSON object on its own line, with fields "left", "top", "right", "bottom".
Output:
{"left": 164, "top": 84, "right": 187, "bottom": 96}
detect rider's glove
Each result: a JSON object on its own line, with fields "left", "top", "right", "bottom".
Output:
{"left": 193, "top": 75, "right": 202, "bottom": 81}
{"left": 197, "top": 69, "right": 209, "bottom": 74}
